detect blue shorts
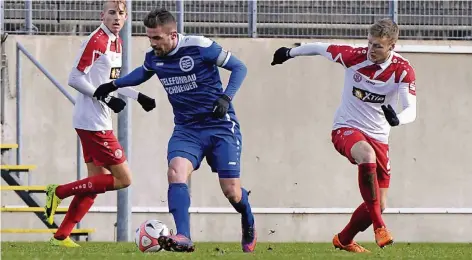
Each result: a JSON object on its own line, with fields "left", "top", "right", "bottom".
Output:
{"left": 167, "top": 121, "right": 242, "bottom": 178}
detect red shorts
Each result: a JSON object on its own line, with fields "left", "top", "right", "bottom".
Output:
{"left": 76, "top": 129, "right": 126, "bottom": 167}
{"left": 331, "top": 127, "right": 391, "bottom": 188}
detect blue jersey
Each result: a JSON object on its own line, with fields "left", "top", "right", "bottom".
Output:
{"left": 142, "top": 34, "right": 238, "bottom": 127}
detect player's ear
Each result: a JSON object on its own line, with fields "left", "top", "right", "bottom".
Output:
{"left": 100, "top": 11, "right": 104, "bottom": 21}
{"left": 390, "top": 43, "right": 395, "bottom": 51}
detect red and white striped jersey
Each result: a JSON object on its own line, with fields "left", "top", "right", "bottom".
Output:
{"left": 291, "top": 43, "right": 417, "bottom": 143}
{"left": 324, "top": 44, "right": 416, "bottom": 143}
{"left": 72, "top": 23, "right": 122, "bottom": 131}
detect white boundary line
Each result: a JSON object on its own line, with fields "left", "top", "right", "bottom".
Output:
{"left": 3, "top": 206, "right": 472, "bottom": 214}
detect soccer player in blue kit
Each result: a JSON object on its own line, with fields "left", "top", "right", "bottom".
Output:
{"left": 93, "top": 8, "right": 256, "bottom": 253}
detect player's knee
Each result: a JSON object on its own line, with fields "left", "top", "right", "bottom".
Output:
{"left": 109, "top": 163, "right": 132, "bottom": 189}
{"left": 115, "top": 174, "right": 132, "bottom": 189}
{"left": 219, "top": 175, "right": 242, "bottom": 203}
{"left": 222, "top": 187, "right": 241, "bottom": 203}
{"left": 352, "top": 142, "right": 376, "bottom": 164}
{"left": 167, "top": 158, "right": 192, "bottom": 183}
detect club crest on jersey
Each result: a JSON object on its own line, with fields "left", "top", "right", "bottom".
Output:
{"left": 110, "top": 67, "right": 121, "bottom": 79}
{"left": 353, "top": 73, "right": 362, "bottom": 82}
{"left": 352, "top": 86, "right": 386, "bottom": 103}
{"left": 179, "top": 56, "right": 194, "bottom": 72}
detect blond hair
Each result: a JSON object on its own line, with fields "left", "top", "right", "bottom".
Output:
{"left": 103, "top": 0, "right": 127, "bottom": 13}
{"left": 369, "top": 18, "right": 399, "bottom": 43}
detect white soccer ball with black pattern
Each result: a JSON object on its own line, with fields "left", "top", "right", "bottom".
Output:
{"left": 134, "top": 219, "right": 170, "bottom": 253}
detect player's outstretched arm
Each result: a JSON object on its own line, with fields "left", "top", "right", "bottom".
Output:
{"left": 114, "top": 65, "right": 155, "bottom": 88}
{"left": 68, "top": 68, "right": 126, "bottom": 113}
{"left": 271, "top": 42, "right": 331, "bottom": 65}
{"left": 94, "top": 66, "right": 156, "bottom": 112}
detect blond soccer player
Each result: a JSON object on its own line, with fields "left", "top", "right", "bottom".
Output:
{"left": 44, "top": 0, "right": 156, "bottom": 247}
{"left": 271, "top": 18, "right": 417, "bottom": 252}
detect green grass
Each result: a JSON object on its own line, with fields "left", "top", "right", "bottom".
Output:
{"left": 2, "top": 242, "right": 472, "bottom": 259}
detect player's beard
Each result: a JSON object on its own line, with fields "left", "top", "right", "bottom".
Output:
{"left": 153, "top": 48, "right": 168, "bottom": 57}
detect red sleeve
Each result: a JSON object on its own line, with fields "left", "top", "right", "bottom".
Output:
{"left": 326, "top": 45, "right": 368, "bottom": 68}
{"left": 401, "top": 65, "right": 416, "bottom": 95}
{"left": 76, "top": 38, "right": 106, "bottom": 73}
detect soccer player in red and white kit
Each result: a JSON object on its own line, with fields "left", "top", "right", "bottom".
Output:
{"left": 271, "top": 18, "right": 417, "bottom": 252}
{"left": 44, "top": 0, "right": 156, "bottom": 247}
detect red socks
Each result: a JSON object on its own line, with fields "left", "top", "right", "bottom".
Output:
{"left": 54, "top": 194, "right": 97, "bottom": 240}
{"left": 55, "top": 174, "right": 115, "bottom": 199}
{"left": 338, "top": 202, "right": 372, "bottom": 245}
{"left": 357, "top": 163, "right": 385, "bottom": 230}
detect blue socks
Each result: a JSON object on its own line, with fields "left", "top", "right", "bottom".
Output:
{"left": 230, "top": 188, "right": 255, "bottom": 229}
{"left": 168, "top": 183, "right": 191, "bottom": 239}
{"left": 168, "top": 184, "right": 254, "bottom": 239}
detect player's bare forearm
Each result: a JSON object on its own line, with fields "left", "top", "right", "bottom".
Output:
{"left": 113, "top": 66, "right": 155, "bottom": 88}
{"left": 271, "top": 42, "right": 332, "bottom": 66}
{"left": 68, "top": 67, "right": 97, "bottom": 97}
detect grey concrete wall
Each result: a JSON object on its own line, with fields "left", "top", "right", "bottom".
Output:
{"left": 1, "top": 36, "right": 472, "bottom": 242}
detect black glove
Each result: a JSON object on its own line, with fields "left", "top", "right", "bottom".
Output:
{"left": 212, "top": 94, "right": 231, "bottom": 119}
{"left": 93, "top": 81, "right": 118, "bottom": 101}
{"left": 271, "top": 47, "right": 293, "bottom": 66}
{"left": 381, "top": 104, "right": 400, "bottom": 126}
{"left": 102, "top": 95, "right": 126, "bottom": 113}
{"left": 137, "top": 92, "right": 156, "bottom": 112}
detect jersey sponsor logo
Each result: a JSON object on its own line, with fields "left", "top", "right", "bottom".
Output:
{"left": 179, "top": 55, "right": 194, "bottom": 72}
{"left": 352, "top": 86, "right": 386, "bottom": 103}
{"left": 109, "top": 67, "right": 121, "bottom": 79}
{"left": 160, "top": 74, "right": 198, "bottom": 94}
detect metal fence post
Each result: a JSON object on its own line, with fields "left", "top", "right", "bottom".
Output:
{"left": 248, "top": 0, "right": 257, "bottom": 38}
{"left": 25, "top": 0, "right": 33, "bottom": 34}
{"left": 176, "top": 0, "right": 184, "bottom": 33}
{"left": 117, "top": 0, "right": 132, "bottom": 242}
{"left": 389, "top": 0, "right": 398, "bottom": 23}
{"left": 1, "top": 0, "right": 6, "bottom": 125}
{"left": 15, "top": 44, "right": 22, "bottom": 168}
{"left": 76, "top": 136, "right": 83, "bottom": 231}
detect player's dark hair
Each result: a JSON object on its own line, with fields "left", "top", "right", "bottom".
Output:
{"left": 143, "top": 8, "right": 176, "bottom": 28}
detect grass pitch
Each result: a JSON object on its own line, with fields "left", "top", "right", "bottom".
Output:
{"left": 2, "top": 242, "right": 472, "bottom": 259}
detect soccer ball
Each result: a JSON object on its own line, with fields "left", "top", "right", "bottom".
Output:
{"left": 134, "top": 219, "right": 170, "bottom": 253}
